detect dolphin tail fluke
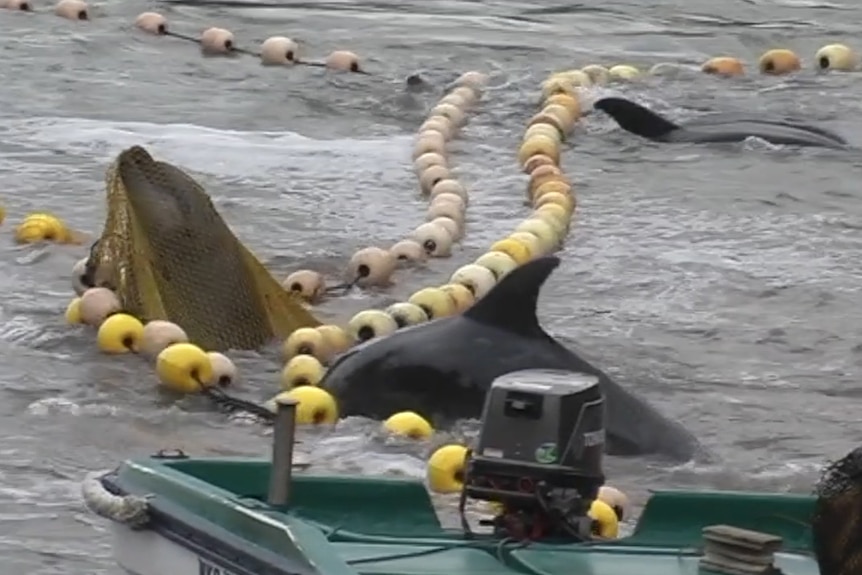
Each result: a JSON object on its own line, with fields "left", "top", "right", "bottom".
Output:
{"left": 464, "top": 256, "right": 560, "bottom": 336}
{"left": 593, "top": 97, "right": 680, "bottom": 140}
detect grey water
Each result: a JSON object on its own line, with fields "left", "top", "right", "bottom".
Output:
{"left": 3, "top": 0, "right": 862, "bottom": 572}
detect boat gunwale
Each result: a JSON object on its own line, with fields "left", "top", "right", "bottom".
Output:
{"left": 102, "top": 470, "right": 327, "bottom": 575}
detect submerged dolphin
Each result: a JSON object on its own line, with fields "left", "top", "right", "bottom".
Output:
{"left": 594, "top": 97, "right": 849, "bottom": 149}
{"left": 320, "top": 256, "right": 701, "bottom": 461}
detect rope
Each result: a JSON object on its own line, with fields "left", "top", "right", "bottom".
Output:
{"left": 202, "top": 386, "right": 276, "bottom": 422}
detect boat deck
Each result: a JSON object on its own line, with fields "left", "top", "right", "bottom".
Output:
{"left": 103, "top": 457, "right": 823, "bottom": 575}
{"left": 327, "top": 542, "right": 817, "bottom": 575}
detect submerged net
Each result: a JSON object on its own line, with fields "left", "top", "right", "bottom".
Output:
{"left": 87, "top": 145, "right": 320, "bottom": 351}
{"left": 812, "top": 446, "right": 862, "bottom": 575}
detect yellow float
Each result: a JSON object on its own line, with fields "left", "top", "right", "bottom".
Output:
{"left": 383, "top": 411, "right": 434, "bottom": 440}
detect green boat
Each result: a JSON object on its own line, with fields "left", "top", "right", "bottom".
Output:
{"left": 81, "top": 368, "right": 848, "bottom": 575}
{"left": 85, "top": 455, "right": 822, "bottom": 575}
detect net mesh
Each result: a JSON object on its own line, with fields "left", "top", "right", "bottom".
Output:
{"left": 812, "top": 446, "right": 862, "bottom": 575}
{"left": 87, "top": 145, "right": 320, "bottom": 351}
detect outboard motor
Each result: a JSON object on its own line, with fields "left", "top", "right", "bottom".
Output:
{"left": 458, "top": 369, "right": 606, "bottom": 541}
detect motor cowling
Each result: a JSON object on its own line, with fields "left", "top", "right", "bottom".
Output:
{"left": 461, "top": 369, "right": 607, "bottom": 540}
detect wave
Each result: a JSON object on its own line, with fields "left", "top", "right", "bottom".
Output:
{"left": 0, "top": 116, "right": 414, "bottom": 181}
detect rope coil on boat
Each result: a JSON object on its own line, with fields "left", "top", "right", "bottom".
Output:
{"left": 81, "top": 471, "right": 151, "bottom": 528}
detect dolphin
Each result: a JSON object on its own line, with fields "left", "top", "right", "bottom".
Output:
{"left": 320, "top": 256, "right": 702, "bottom": 461}
{"left": 593, "top": 96, "right": 849, "bottom": 149}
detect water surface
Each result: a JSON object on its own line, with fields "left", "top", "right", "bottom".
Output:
{"left": 3, "top": 0, "right": 862, "bottom": 572}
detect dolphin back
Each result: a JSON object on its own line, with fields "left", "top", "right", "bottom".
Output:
{"left": 595, "top": 97, "right": 849, "bottom": 149}
{"left": 672, "top": 117, "right": 849, "bottom": 149}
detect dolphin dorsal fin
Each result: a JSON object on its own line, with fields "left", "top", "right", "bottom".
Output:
{"left": 594, "top": 97, "right": 680, "bottom": 139}
{"left": 464, "top": 256, "right": 561, "bottom": 335}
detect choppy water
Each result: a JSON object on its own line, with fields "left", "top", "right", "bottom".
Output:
{"left": 4, "top": 0, "right": 862, "bottom": 572}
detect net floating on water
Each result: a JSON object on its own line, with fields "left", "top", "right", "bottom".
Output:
{"left": 87, "top": 145, "right": 320, "bottom": 351}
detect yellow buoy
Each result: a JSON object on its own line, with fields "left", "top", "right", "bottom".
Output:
{"left": 489, "top": 238, "right": 532, "bottom": 265}
{"left": 438, "top": 283, "right": 475, "bottom": 313}
{"left": 155, "top": 343, "right": 214, "bottom": 394}
{"left": 96, "top": 313, "right": 144, "bottom": 354}
{"left": 508, "top": 231, "right": 544, "bottom": 258}
{"left": 280, "top": 354, "right": 326, "bottom": 390}
{"left": 589, "top": 499, "right": 620, "bottom": 539}
{"left": 426, "top": 444, "right": 468, "bottom": 494}
{"left": 282, "top": 327, "right": 330, "bottom": 363}
{"left": 14, "top": 213, "right": 73, "bottom": 244}
{"left": 284, "top": 386, "right": 338, "bottom": 424}
{"left": 64, "top": 298, "right": 82, "bottom": 325}
{"left": 408, "top": 287, "right": 457, "bottom": 320}
{"left": 383, "top": 411, "right": 434, "bottom": 440}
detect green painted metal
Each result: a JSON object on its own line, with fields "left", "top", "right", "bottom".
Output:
{"left": 113, "top": 457, "right": 822, "bottom": 575}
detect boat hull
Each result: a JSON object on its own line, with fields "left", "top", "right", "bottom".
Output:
{"left": 113, "top": 523, "right": 244, "bottom": 575}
